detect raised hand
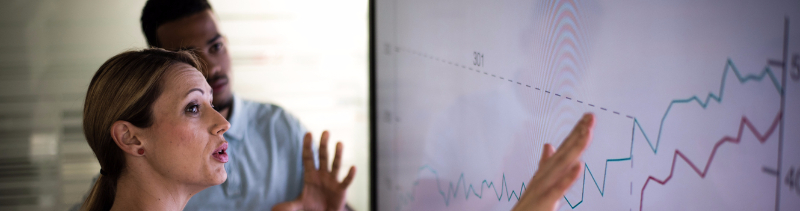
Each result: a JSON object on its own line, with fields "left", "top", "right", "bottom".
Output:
{"left": 273, "top": 131, "right": 356, "bottom": 211}
{"left": 512, "top": 113, "right": 595, "bottom": 211}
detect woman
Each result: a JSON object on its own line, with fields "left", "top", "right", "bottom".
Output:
{"left": 81, "top": 48, "right": 356, "bottom": 211}
{"left": 81, "top": 48, "right": 594, "bottom": 211}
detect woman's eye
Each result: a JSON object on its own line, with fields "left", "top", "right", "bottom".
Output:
{"left": 185, "top": 104, "right": 200, "bottom": 114}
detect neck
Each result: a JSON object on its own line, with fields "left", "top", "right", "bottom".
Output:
{"left": 110, "top": 166, "right": 198, "bottom": 211}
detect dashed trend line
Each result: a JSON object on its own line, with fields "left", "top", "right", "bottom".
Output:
{"left": 639, "top": 111, "right": 782, "bottom": 211}
{"left": 563, "top": 59, "right": 782, "bottom": 208}
{"left": 398, "top": 165, "right": 527, "bottom": 208}
{"left": 396, "top": 47, "right": 632, "bottom": 119}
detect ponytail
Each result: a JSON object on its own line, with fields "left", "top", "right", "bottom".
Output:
{"left": 81, "top": 175, "right": 116, "bottom": 211}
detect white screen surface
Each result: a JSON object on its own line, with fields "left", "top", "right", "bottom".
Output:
{"left": 373, "top": 0, "right": 800, "bottom": 210}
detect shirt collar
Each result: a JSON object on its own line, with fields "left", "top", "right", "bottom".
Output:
{"left": 224, "top": 94, "right": 246, "bottom": 141}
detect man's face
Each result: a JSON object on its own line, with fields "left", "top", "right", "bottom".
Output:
{"left": 156, "top": 10, "right": 232, "bottom": 108}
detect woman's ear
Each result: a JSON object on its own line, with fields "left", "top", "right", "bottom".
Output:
{"left": 110, "top": 121, "right": 146, "bottom": 156}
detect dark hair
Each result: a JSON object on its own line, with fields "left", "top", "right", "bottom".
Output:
{"left": 81, "top": 48, "right": 206, "bottom": 211}
{"left": 141, "top": 0, "right": 213, "bottom": 47}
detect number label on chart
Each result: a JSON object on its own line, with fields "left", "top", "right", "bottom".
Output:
{"left": 786, "top": 166, "right": 800, "bottom": 195}
{"left": 473, "top": 51, "right": 484, "bottom": 67}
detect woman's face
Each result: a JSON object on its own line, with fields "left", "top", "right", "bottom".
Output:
{"left": 141, "top": 63, "right": 230, "bottom": 188}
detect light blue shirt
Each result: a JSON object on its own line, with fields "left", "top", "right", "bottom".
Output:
{"left": 184, "top": 95, "right": 312, "bottom": 210}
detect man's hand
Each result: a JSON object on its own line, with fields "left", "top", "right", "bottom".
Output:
{"left": 273, "top": 131, "right": 357, "bottom": 211}
{"left": 512, "top": 113, "right": 595, "bottom": 211}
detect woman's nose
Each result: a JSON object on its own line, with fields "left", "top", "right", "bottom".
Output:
{"left": 210, "top": 109, "right": 230, "bottom": 136}
{"left": 211, "top": 121, "right": 230, "bottom": 136}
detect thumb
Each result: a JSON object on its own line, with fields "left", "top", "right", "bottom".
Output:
{"left": 539, "top": 143, "right": 555, "bottom": 169}
{"left": 272, "top": 200, "right": 303, "bottom": 211}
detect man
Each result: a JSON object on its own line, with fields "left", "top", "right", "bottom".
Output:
{"left": 75, "top": 0, "right": 355, "bottom": 210}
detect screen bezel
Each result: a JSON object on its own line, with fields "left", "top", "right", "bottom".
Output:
{"left": 368, "top": 0, "right": 377, "bottom": 210}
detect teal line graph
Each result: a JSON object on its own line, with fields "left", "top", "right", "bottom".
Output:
{"left": 398, "top": 165, "right": 527, "bottom": 207}
{"left": 396, "top": 58, "right": 783, "bottom": 209}
{"left": 563, "top": 58, "right": 782, "bottom": 208}
{"left": 634, "top": 59, "right": 781, "bottom": 155}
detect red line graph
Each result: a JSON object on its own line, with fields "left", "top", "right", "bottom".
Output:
{"left": 639, "top": 111, "right": 782, "bottom": 211}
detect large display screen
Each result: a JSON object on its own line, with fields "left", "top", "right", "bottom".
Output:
{"left": 372, "top": 0, "right": 800, "bottom": 210}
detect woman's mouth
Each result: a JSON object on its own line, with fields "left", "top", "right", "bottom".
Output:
{"left": 211, "top": 142, "right": 228, "bottom": 163}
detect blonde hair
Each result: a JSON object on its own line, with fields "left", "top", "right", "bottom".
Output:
{"left": 81, "top": 48, "right": 206, "bottom": 211}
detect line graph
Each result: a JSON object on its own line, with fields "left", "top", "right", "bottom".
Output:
{"left": 394, "top": 56, "right": 784, "bottom": 210}
{"left": 397, "top": 165, "right": 528, "bottom": 208}
{"left": 563, "top": 18, "right": 793, "bottom": 210}
{"left": 633, "top": 60, "right": 781, "bottom": 155}
{"left": 563, "top": 58, "right": 782, "bottom": 208}
{"left": 639, "top": 112, "right": 782, "bottom": 211}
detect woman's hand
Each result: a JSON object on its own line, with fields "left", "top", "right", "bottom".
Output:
{"left": 273, "top": 131, "right": 356, "bottom": 211}
{"left": 512, "top": 113, "right": 595, "bottom": 211}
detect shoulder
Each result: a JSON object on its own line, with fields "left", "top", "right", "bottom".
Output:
{"left": 236, "top": 98, "right": 306, "bottom": 142}
{"left": 239, "top": 99, "right": 302, "bottom": 127}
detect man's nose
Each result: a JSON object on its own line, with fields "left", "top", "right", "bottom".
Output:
{"left": 199, "top": 53, "right": 222, "bottom": 76}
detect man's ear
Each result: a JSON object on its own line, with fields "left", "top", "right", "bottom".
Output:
{"left": 110, "top": 120, "right": 146, "bottom": 156}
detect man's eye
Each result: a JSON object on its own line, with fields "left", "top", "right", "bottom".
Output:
{"left": 210, "top": 43, "right": 222, "bottom": 53}
{"left": 185, "top": 104, "right": 200, "bottom": 114}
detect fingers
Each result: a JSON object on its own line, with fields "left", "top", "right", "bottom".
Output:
{"left": 319, "top": 131, "right": 330, "bottom": 172}
{"left": 553, "top": 162, "right": 583, "bottom": 196}
{"left": 340, "top": 166, "right": 357, "bottom": 188}
{"left": 538, "top": 143, "right": 555, "bottom": 169}
{"left": 332, "top": 142, "right": 343, "bottom": 176}
{"left": 539, "top": 162, "right": 583, "bottom": 205}
{"left": 548, "top": 113, "right": 594, "bottom": 172}
{"left": 304, "top": 131, "right": 356, "bottom": 192}
{"left": 535, "top": 113, "right": 594, "bottom": 191}
{"left": 517, "top": 114, "right": 595, "bottom": 211}
{"left": 557, "top": 113, "right": 594, "bottom": 152}
{"left": 302, "top": 133, "right": 316, "bottom": 173}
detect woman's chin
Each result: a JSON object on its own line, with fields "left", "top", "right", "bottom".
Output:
{"left": 211, "top": 166, "right": 227, "bottom": 185}
{"left": 198, "top": 164, "right": 228, "bottom": 186}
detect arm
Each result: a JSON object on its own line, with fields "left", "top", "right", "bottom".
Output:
{"left": 512, "top": 113, "right": 595, "bottom": 211}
